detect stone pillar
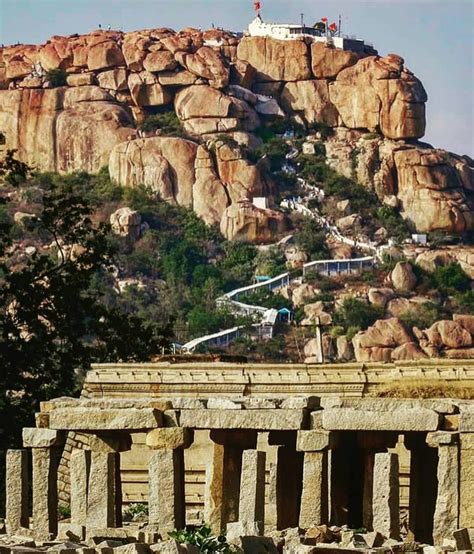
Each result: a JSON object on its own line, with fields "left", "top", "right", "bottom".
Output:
{"left": 85, "top": 433, "right": 132, "bottom": 530}
{"left": 70, "top": 449, "right": 91, "bottom": 526}
{"left": 205, "top": 430, "right": 257, "bottom": 533}
{"left": 357, "top": 432, "right": 398, "bottom": 532}
{"left": 32, "top": 447, "right": 60, "bottom": 539}
{"left": 269, "top": 431, "right": 303, "bottom": 530}
{"left": 146, "top": 428, "right": 194, "bottom": 534}
{"left": 426, "top": 432, "right": 460, "bottom": 544}
{"left": 372, "top": 452, "right": 400, "bottom": 540}
{"left": 406, "top": 433, "right": 437, "bottom": 544}
{"left": 459, "top": 433, "right": 474, "bottom": 529}
{"left": 22, "top": 429, "right": 65, "bottom": 540}
{"left": 296, "top": 431, "right": 334, "bottom": 528}
{"left": 5, "top": 450, "right": 29, "bottom": 535}
{"left": 238, "top": 450, "right": 266, "bottom": 527}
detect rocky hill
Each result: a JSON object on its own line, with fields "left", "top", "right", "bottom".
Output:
{"left": 0, "top": 26, "right": 473, "bottom": 240}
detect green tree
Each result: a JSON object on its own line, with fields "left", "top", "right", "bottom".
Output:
{"left": 333, "top": 297, "right": 383, "bottom": 333}
{"left": 0, "top": 156, "right": 172, "bottom": 510}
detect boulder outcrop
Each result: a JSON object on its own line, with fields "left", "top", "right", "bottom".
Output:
{"left": 220, "top": 199, "right": 287, "bottom": 243}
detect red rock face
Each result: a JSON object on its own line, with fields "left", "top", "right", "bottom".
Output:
{"left": 0, "top": 29, "right": 469, "bottom": 236}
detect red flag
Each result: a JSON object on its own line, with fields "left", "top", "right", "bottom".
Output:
{"left": 329, "top": 22, "right": 337, "bottom": 32}
{"left": 254, "top": 1, "right": 261, "bottom": 11}
{"left": 321, "top": 17, "right": 328, "bottom": 23}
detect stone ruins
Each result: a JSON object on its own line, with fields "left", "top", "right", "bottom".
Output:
{"left": 2, "top": 360, "right": 474, "bottom": 552}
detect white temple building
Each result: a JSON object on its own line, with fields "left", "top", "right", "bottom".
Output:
{"left": 246, "top": 15, "right": 367, "bottom": 52}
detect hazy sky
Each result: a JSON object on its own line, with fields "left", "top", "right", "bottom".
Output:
{"left": 0, "top": 0, "right": 473, "bottom": 156}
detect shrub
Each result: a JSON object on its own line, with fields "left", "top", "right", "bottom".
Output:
{"left": 123, "top": 502, "right": 149, "bottom": 522}
{"left": 333, "top": 297, "right": 383, "bottom": 333}
{"left": 58, "top": 504, "right": 71, "bottom": 520}
{"left": 375, "top": 206, "right": 410, "bottom": 242}
{"left": 399, "top": 302, "right": 444, "bottom": 330}
{"left": 169, "top": 524, "right": 235, "bottom": 554}
{"left": 294, "top": 218, "right": 329, "bottom": 259}
{"left": 431, "top": 263, "right": 471, "bottom": 294}
{"left": 239, "top": 288, "right": 292, "bottom": 311}
{"left": 46, "top": 68, "right": 67, "bottom": 87}
{"left": 453, "top": 290, "right": 474, "bottom": 314}
{"left": 140, "top": 111, "right": 182, "bottom": 136}
{"left": 307, "top": 121, "right": 333, "bottom": 140}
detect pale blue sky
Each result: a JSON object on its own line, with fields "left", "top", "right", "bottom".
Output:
{"left": 0, "top": 0, "right": 473, "bottom": 156}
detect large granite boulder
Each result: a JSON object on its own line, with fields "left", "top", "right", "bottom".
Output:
{"left": 0, "top": 87, "right": 133, "bottom": 173}
{"left": 394, "top": 147, "right": 474, "bottom": 233}
{"left": 330, "top": 54, "right": 427, "bottom": 139}
{"left": 109, "top": 137, "right": 198, "bottom": 207}
{"left": 220, "top": 199, "right": 287, "bottom": 243}
{"left": 237, "top": 36, "right": 312, "bottom": 82}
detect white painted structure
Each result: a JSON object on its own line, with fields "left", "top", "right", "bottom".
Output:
{"left": 247, "top": 15, "right": 366, "bottom": 52}
{"left": 252, "top": 197, "right": 268, "bottom": 210}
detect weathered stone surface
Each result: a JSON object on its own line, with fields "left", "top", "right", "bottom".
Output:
{"left": 453, "top": 314, "right": 474, "bottom": 335}
{"left": 128, "top": 74, "right": 173, "bottom": 107}
{"left": 175, "top": 46, "right": 229, "bottom": 89}
{"left": 238, "top": 450, "right": 266, "bottom": 525}
{"left": 180, "top": 409, "right": 305, "bottom": 430}
{"left": 149, "top": 449, "right": 185, "bottom": 533}
{"left": 0, "top": 87, "right": 133, "bottom": 173}
{"left": 237, "top": 36, "right": 312, "bottom": 82}
{"left": 460, "top": 435, "right": 474, "bottom": 528}
{"left": 220, "top": 200, "right": 287, "bottom": 244}
{"left": 372, "top": 453, "right": 399, "bottom": 540}
{"left": 299, "top": 451, "right": 326, "bottom": 529}
{"left": 395, "top": 147, "right": 474, "bottom": 233}
{"left": 281, "top": 80, "right": 338, "bottom": 126}
{"left": 330, "top": 55, "right": 426, "bottom": 139}
{"left": 49, "top": 408, "right": 162, "bottom": 430}
{"left": 87, "top": 452, "right": 116, "bottom": 529}
{"left": 391, "top": 342, "right": 428, "bottom": 361}
{"left": 109, "top": 137, "right": 198, "bottom": 207}
{"left": 353, "top": 318, "right": 412, "bottom": 362}
{"left": 296, "top": 430, "right": 332, "bottom": 452}
{"left": 87, "top": 40, "right": 125, "bottom": 71}
{"left": 32, "top": 447, "right": 58, "bottom": 539}
{"left": 391, "top": 262, "right": 417, "bottom": 292}
{"left": 427, "top": 320, "right": 473, "bottom": 349}
{"left": 311, "top": 42, "right": 361, "bottom": 78}
{"left": 110, "top": 207, "right": 141, "bottom": 241}
{"left": 96, "top": 68, "right": 128, "bottom": 91}
{"left": 70, "top": 449, "right": 90, "bottom": 526}
{"left": 143, "top": 50, "right": 177, "bottom": 72}
{"left": 146, "top": 428, "right": 194, "bottom": 450}
{"left": 22, "top": 428, "right": 63, "bottom": 448}
{"left": 453, "top": 528, "right": 474, "bottom": 551}
{"left": 427, "top": 437, "right": 459, "bottom": 544}
{"left": 66, "top": 73, "right": 95, "bottom": 87}
{"left": 321, "top": 407, "right": 440, "bottom": 431}
{"left": 5, "top": 450, "right": 29, "bottom": 535}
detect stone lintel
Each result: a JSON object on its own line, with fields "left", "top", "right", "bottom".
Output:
{"left": 426, "top": 431, "right": 459, "bottom": 447}
{"left": 210, "top": 429, "right": 258, "bottom": 448}
{"left": 297, "top": 430, "right": 338, "bottom": 452}
{"left": 146, "top": 428, "right": 194, "bottom": 450}
{"left": 48, "top": 408, "right": 162, "bottom": 431}
{"left": 22, "top": 428, "right": 65, "bottom": 448}
{"left": 180, "top": 409, "right": 306, "bottom": 431}
{"left": 280, "top": 396, "right": 321, "bottom": 410}
{"left": 84, "top": 432, "right": 132, "bottom": 453}
{"left": 40, "top": 397, "right": 172, "bottom": 412}
{"left": 321, "top": 397, "right": 457, "bottom": 414}
{"left": 321, "top": 407, "right": 440, "bottom": 432}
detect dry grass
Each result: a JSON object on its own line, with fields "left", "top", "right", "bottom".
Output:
{"left": 373, "top": 380, "right": 474, "bottom": 400}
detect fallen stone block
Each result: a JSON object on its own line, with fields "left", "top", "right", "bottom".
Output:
{"left": 57, "top": 523, "right": 85, "bottom": 542}
{"left": 321, "top": 407, "right": 440, "bottom": 431}
{"left": 113, "top": 544, "right": 151, "bottom": 553}
{"left": 49, "top": 408, "right": 162, "bottom": 431}
{"left": 180, "top": 409, "right": 306, "bottom": 430}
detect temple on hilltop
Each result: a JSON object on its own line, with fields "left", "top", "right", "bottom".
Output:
{"left": 246, "top": 0, "right": 368, "bottom": 52}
